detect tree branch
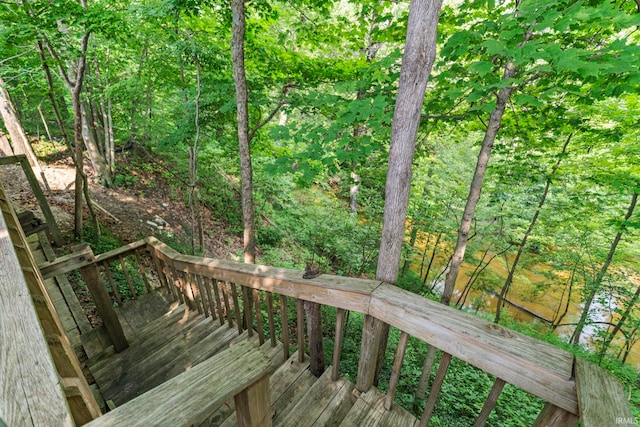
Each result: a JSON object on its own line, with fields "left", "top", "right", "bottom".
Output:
{"left": 248, "top": 100, "right": 285, "bottom": 143}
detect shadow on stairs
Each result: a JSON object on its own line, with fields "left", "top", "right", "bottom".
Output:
{"left": 85, "top": 290, "right": 418, "bottom": 426}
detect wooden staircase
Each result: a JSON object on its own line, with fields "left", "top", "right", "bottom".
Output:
{"left": 86, "top": 291, "right": 419, "bottom": 426}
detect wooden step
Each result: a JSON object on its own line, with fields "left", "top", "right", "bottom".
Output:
{"left": 274, "top": 367, "right": 354, "bottom": 427}
{"left": 86, "top": 304, "right": 200, "bottom": 368}
{"left": 115, "top": 289, "right": 177, "bottom": 338}
{"left": 339, "top": 387, "right": 419, "bottom": 427}
{"left": 92, "top": 315, "right": 225, "bottom": 405}
{"left": 85, "top": 340, "right": 273, "bottom": 427}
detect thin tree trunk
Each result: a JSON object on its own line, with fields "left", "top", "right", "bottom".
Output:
{"left": 551, "top": 259, "right": 579, "bottom": 330}
{"left": 232, "top": 0, "right": 255, "bottom": 264}
{"left": 441, "top": 60, "right": 519, "bottom": 306}
{"left": 494, "top": 133, "right": 572, "bottom": 322}
{"left": 372, "top": 0, "right": 443, "bottom": 386}
{"left": 81, "top": 100, "right": 112, "bottom": 186}
{"left": 36, "top": 40, "right": 70, "bottom": 147}
{"left": 571, "top": 192, "right": 638, "bottom": 345}
{"left": 37, "top": 101, "right": 52, "bottom": 141}
{"left": 46, "top": 32, "right": 95, "bottom": 238}
{"left": 598, "top": 282, "right": 640, "bottom": 361}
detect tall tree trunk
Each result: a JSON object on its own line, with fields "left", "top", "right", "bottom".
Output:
{"left": 440, "top": 60, "right": 519, "bottom": 306}
{"left": 232, "top": 0, "right": 255, "bottom": 264}
{"left": 377, "top": 0, "right": 443, "bottom": 283}
{"left": 36, "top": 40, "right": 70, "bottom": 148}
{"left": 0, "top": 76, "right": 48, "bottom": 189}
{"left": 81, "top": 101, "right": 112, "bottom": 186}
{"left": 46, "top": 32, "right": 95, "bottom": 238}
{"left": 494, "top": 133, "right": 572, "bottom": 322}
{"left": 368, "top": 0, "right": 443, "bottom": 387}
{"left": 571, "top": 192, "right": 638, "bottom": 345}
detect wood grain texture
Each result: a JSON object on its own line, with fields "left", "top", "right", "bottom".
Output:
{"left": 86, "top": 340, "right": 272, "bottom": 427}
{"left": 369, "top": 284, "right": 578, "bottom": 415}
{"left": 0, "top": 196, "right": 73, "bottom": 426}
{"left": 575, "top": 357, "right": 632, "bottom": 427}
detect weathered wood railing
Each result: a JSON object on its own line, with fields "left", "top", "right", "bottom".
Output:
{"left": 33, "top": 236, "right": 635, "bottom": 426}
{"left": 85, "top": 340, "right": 273, "bottom": 427}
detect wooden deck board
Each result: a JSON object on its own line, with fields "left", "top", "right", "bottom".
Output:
{"left": 91, "top": 315, "right": 222, "bottom": 405}
{"left": 275, "top": 368, "right": 354, "bottom": 427}
{"left": 340, "top": 387, "right": 418, "bottom": 427}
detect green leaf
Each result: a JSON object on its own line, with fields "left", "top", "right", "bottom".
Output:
{"left": 469, "top": 60, "right": 495, "bottom": 77}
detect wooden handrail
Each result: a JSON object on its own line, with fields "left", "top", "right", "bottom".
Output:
{"left": 85, "top": 340, "right": 273, "bottom": 427}
{"left": 27, "top": 234, "right": 630, "bottom": 424}
{"left": 143, "top": 236, "right": 580, "bottom": 415}
{"left": 0, "top": 200, "right": 73, "bottom": 426}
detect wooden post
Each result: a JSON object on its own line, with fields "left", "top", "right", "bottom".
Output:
{"left": 385, "top": 331, "right": 409, "bottom": 410}
{"left": 304, "top": 300, "right": 325, "bottom": 377}
{"left": 234, "top": 374, "right": 272, "bottom": 427}
{"left": 297, "top": 298, "right": 305, "bottom": 362}
{"left": 77, "top": 245, "right": 128, "bottom": 352}
{"left": 474, "top": 378, "right": 506, "bottom": 427}
{"left": 0, "top": 155, "right": 63, "bottom": 245}
{"left": 532, "top": 402, "right": 579, "bottom": 427}
{"left": 420, "top": 352, "right": 452, "bottom": 427}
{"left": 356, "top": 315, "right": 383, "bottom": 392}
{"left": 575, "top": 357, "right": 631, "bottom": 427}
{"left": 331, "top": 308, "right": 346, "bottom": 381}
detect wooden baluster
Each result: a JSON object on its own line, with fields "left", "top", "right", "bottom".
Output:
{"left": 419, "top": 352, "right": 452, "bottom": 427}
{"left": 384, "top": 331, "right": 409, "bottom": 410}
{"left": 331, "top": 308, "right": 346, "bottom": 381}
{"left": 220, "top": 280, "right": 234, "bottom": 328}
{"left": 181, "top": 272, "right": 197, "bottom": 311}
{"left": 280, "top": 294, "right": 290, "bottom": 360}
{"left": 474, "top": 378, "right": 506, "bottom": 427}
{"left": 415, "top": 345, "right": 437, "bottom": 399}
{"left": 242, "top": 286, "right": 253, "bottom": 337}
{"left": 304, "top": 300, "right": 324, "bottom": 377}
{"left": 212, "top": 278, "right": 225, "bottom": 326}
{"left": 195, "top": 275, "right": 207, "bottom": 317}
{"left": 79, "top": 257, "right": 129, "bottom": 352}
{"left": 266, "top": 292, "right": 276, "bottom": 347}
{"left": 356, "top": 315, "right": 383, "bottom": 393}
{"left": 118, "top": 255, "right": 136, "bottom": 299}
{"left": 297, "top": 299, "right": 305, "bottom": 362}
{"left": 230, "top": 283, "right": 243, "bottom": 334}
{"left": 532, "top": 403, "right": 579, "bottom": 427}
{"left": 203, "top": 276, "right": 216, "bottom": 320}
{"left": 253, "top": 289, "right": 265, "bottom": 345}
{"left": 149, "top": 251, "right": 169, "bottom": 290}
{"left": 133, "top": 251, "right": 152, "bottom": 293}
{"left": 102, "top": 260, "right": 122, "bottom": 306}
{"left": 168, "top": 268, "right": 184, "bottom": 304}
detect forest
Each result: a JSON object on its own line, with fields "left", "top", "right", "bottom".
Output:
{"left": 1, "top": 0, "right": 639, "bottom": 422}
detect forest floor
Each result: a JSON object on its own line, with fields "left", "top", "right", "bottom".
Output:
{"left": 0, "top": 141, "right": 244, "bottom": 259}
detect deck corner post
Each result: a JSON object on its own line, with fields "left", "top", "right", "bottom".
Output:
{"left": 304, "top": 300, "right": 325, "bottom": 377}
{"left": 356, "top": 314, "right": 384, "bottom": 393}
{"left": 78, "top": 248, "right": 128, "bottom": 352}
{"left": 234, "top": 374, "right": 271, "bottom": 427}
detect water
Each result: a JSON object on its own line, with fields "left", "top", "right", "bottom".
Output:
{"left": 410, "top": 244, "right": 640, "bottom": 369}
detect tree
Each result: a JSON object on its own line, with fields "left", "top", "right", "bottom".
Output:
{"left": 356, "top": 0, "right": 443, "bottom": 393}
{"left": 232, "top": 0, "right": 255, "bottom": 264}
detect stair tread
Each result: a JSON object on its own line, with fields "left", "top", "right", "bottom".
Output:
{"left": 339, "top": 387, "right": 419, "bottom": 427}
{"left": 90, "top": 313, "right": 222, "bottom": 393}
{"left": 274, "top": 367, "right": 354, "bottom": 427}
